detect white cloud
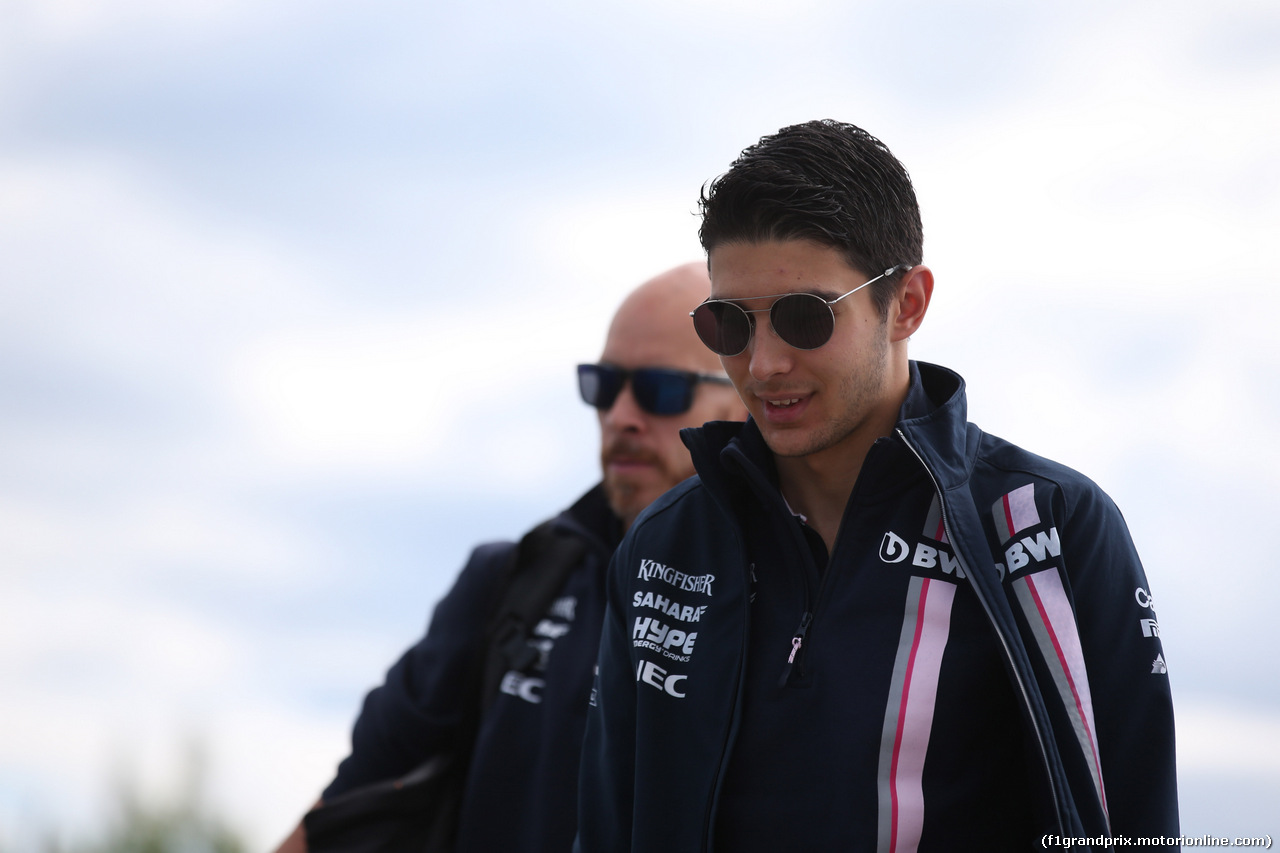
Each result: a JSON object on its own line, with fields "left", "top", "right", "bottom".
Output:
{"left": 1177, "top": 695, "right": 1280, "bottom": 777}
{"left": 225, "top": 294, "right": 606, "bottom": 481}
{"left": 0, "top": 0, "right": 304, "bottom": 48}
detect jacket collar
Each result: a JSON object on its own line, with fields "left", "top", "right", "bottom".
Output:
{"left": 895, "top": 361, "right": 978, "bottom": 492}
{"left": 681, "top": 360, "right": 976, "bottom": 504}
{"left": 554, "top": 483, "right": 624, "bottom": 558}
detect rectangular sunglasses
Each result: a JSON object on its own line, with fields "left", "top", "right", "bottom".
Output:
{"left": 577, "top": 363, "right": 733, "bottom": 416}
{"left": 690, "top": 264, "right": 910, "bottom": 356}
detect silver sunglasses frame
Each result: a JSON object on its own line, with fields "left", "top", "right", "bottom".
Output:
{"left": 690, "top": 264, "right": 912, "bottom": 356}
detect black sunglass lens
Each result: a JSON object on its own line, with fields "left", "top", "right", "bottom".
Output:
{"left": 578, "top": 364, "right": 623, "bottom": 409}
{"left": 631, "top": 369, "right": 694, "bottom": 416}
{"left": 693, "top": 302, "right": 751, "bottom": 356}
{"left": 772, "top": 294, "right": 834, "bottom": 350}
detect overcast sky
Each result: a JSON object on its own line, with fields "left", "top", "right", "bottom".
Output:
{"left": 1, "top": 0, "right": 1278, "bottom": 847}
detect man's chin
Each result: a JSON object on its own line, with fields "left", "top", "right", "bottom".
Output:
{"left": 604, "top": 478, "right": 662, "bottom": 530}
{"left": 757, "top": 419, "right": 842, "bottom": 460}
{"left": 757, "top": 425, "right": 816, "bottom": 459}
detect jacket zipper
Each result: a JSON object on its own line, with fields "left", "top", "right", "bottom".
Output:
{"left": 725, "top": 442, "right": 825, "bottom": 691}
{"left": 895, "top": 427, "right": 1065, "bottom": 834}
{"left": 702, "top": 548, "right": 752, "bottom": 853}
{"left": 777, "top": 610, "right": 814, "bottom": 687}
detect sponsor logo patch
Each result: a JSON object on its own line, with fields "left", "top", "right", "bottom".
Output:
{"left": 533, "top": 619, "right": 571, "bottom": 639}
{"left": 500, "top": 671, "right": 544, "bottom": 704}
{"left": 632, "top": 617, "right": 698, "bottom": 662}
{"left": 880, "top": 531, "right": 910, "bottom": 564}
{"left": 880, "top": 528, "right": 966, "bottom": 579}
{"left": 548, "top": 595, "right": 577, "bottom": 621}
{"left": 1000, "top": 528, "right": 1061, "bottom": 578}
{"left": 636, "top": 659, "right": 687, "bottom": 698}
{"left": 632, "top": 590, "right": 707, "bottom": 623}
{"left": 636, "top": 558, "right": 715, "bottom": 596}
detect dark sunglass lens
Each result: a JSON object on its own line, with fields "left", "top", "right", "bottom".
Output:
{"left": 577, "top": 364, "right": 622, "bottom": 409}
{"left": 771, "top": 294, "right": 834, "bottom": 350}
{"left": 693, "top": 302, "right": 751, "bottom": 356}
{"left": 631, "top": 369, "right": 694, "bottom": 416}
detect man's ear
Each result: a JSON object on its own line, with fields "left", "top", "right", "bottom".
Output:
{"left": 889, "top": 264, "right": 933, "bottom": 343}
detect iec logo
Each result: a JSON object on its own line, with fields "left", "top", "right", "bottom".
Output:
{"left": 880, "top": 531, "right": 910, "bottom": 564}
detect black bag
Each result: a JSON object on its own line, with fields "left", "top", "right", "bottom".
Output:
{"left": 303, "top": 520, "right": 587, "bottom": 853}
{"left": 302, "top": 753, "right": 464, "bottom": 853}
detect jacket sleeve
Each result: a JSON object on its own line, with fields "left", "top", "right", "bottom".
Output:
{"left": 574, "top": 543, "right": 637, "bottom": 852}
{"left": 321, "top": 540, "right": 514, "bottom": 799}
{"left": 1058, "top": 483, "right": 1179, "bottom": 837}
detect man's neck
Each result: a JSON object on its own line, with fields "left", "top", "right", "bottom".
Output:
{"left": 774, "top": 374, "right": 910, "bottom": 555}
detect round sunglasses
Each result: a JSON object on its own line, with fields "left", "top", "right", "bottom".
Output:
{"left": 577, "top": 363, "right": 733, "bottom": 416}
{"left": 690, "top": 264, "right": 911, "bottom": 356}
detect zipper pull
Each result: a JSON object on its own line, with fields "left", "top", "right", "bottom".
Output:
{"left": 778, "top": 611, "right": 814, "bottom": 687}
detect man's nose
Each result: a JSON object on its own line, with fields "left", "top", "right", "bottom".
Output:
{"left": 747, "top": 316, "right": 793, "bottom": 381}
{"left": 602, "top": 381, "right": 647, "bottom": 432}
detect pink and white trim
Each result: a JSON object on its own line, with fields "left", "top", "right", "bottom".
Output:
{"left": 876, "top": 577, "right": 957, "bottom": 853}
{"left": 1013, "top": 568, "right": 1109, "bottom": 822}
{"left": 993, "top": 483, "right": 1040, "bottom": 545}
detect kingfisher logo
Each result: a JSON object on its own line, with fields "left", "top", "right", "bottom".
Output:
{"left": 637, "top": 558, "right": 715, "bottom": 596}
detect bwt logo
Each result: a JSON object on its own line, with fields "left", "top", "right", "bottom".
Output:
{"left": 1002, "top": 528, "right": 1061, "bottom": 573}
{"left": 880, "top": 531, "right": 911, "bottom": 563}
{"left": 636, "top": 660, "right": 686, "bottom": 698}
{"left": 879, "top": 531, "right": 965, "bottom": 578}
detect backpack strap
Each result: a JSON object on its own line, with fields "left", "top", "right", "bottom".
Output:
{"left": 480, "top": 518, "right": 588, "bottom": 711}
{"left": 303, "top": 519, "right": 589, "bottom": 853}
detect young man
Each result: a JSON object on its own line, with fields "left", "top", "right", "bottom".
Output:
{"left": 272, "top": 263, "right": 744, "bottom": 853}
{"left": 576, "top": 121, "right": 1178, "bottom": 851}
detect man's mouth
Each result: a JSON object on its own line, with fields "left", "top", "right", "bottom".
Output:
{"left": 758, "top": 392, "right": 811, "bottom": 422}
{"left": 607, "top": 456, "right": 652, "bottom": 467}
{"left": 603, "top": 441, "right": 659, "bottom": 471}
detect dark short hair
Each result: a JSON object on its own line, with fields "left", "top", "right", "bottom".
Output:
{"left": 698, "top": 120, "right": 923, "bottom": 318}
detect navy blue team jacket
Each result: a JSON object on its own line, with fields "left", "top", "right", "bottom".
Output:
{"left": 325, "top": 485, "right": 620, "bottom": 853}
{"left": 576, "top": 362, "right": 1178, "bottom": 852}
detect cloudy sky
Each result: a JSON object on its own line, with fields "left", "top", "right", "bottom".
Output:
{"left": 1, "top": 0, "right": 1277, "bottom": 847}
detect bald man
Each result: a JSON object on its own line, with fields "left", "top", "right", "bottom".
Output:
{"left": 274, "top": 263, "right": 745, "bottom": 853}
